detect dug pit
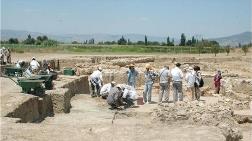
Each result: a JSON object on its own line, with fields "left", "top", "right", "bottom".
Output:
{"left": 1, "top": 55, "right": 252, "bottom": 141}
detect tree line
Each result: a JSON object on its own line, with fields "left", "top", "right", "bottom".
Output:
{"left": 1, "top": 34, "right": 58, "bottom": 46}
{"left": 2, "top": 33, "right": 250, "bottom": 56}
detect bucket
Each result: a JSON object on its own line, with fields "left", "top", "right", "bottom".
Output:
{"left": 137, "top": 97, "right": 144, "bottom": 105}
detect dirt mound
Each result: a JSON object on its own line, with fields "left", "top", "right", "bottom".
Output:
{"left": 152, "top": 101, "right": 243, "bottom": 140}
{"left": 110, "top": 57, "right": 154, "bottom": 67}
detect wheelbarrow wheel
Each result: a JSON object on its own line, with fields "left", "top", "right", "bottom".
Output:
{"left": 22, "top": 88, "right": 32, "bottom": 94}
{"left": 35, "top": 88, "right": 45, "bottom": 96}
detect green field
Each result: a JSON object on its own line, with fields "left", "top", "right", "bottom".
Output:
{"left": 1, "top": 44, "right": 226, "bottom": 54}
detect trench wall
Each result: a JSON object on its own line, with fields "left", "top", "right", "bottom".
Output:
{"left": 4, "top": 75, "right": 89, "bottom": 122}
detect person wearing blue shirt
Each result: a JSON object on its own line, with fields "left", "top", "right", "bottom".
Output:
{"left": 126, "top": 64, "right": 138, "bottom": 88}
{"left": 143, "top": 63, "right": 158, "bottom": 104}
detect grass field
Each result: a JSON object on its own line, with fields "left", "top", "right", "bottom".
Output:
{"left": 1, "top": 43, "right": 227, "bottom": 54}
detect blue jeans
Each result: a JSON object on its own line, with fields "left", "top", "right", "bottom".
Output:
{"left": 159, "top": 83, "right": 169, "bottom": 102}
{"left": 172, "top": 81, "right": 183, "bottom": 102}
{"left": 128, "top": 81, "right": 136, "bottom": 88}
{"left": 143, "top": 83, "right": 153, "bottom": 103}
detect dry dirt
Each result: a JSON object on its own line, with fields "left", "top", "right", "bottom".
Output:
{"left": 1, "top": 52, "right": 252, "bottom": 141}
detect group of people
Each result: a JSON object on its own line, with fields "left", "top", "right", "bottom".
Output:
{"left": 15, "top": 57, "right": 54, "bottom": 77}
{"left": 89, "top": 62, "right": 223, "bottom": 109}
{"left": 89, "top": 67, "right": 137, "bottom": 109}
{"left": 0, "top": 47, "right": 11, "bottom": 65}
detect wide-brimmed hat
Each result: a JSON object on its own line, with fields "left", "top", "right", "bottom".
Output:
{"left": 145, "top": 63, "right": 152, "bottom": 69}
{"left": 32, "top": 57, "right": 36, "bottom": 60}
{"left": 128, "top": 64, "right": 135, "bottom": 67}
{"left": 111, "top": 81, "right": 116, "bottom": 85}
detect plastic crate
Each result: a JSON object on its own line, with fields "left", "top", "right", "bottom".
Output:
{"left": 63, "top": 68, "right": 75, "bottom": 76}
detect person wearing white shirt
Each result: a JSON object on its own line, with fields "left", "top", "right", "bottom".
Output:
{"left": 185, "top": 67, "right": 196, "bottom": 100}
{"left": 100, "top": 81, "right": 116, "bottom": 99}
{"left": 158, "top": 66, "right": 171, "bottom": 103}
{"left": 90, "top": 67, "right": 103, "bottom": 97}
{"left": 171, "top": 62, "right": 184, "bottom": 103}
{"left": 16, "top": 60, "right": 25, "bottom": 68}
{"left": 30, "top": 57, "right": 40, "bottom": 74}
{"left": 120, "top": 84, "right": 137, "bottom": 108}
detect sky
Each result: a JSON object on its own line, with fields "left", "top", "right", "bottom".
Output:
{"left": 1, "top": 0, "right": 252, "bottom": 38}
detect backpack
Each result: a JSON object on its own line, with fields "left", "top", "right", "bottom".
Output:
{"left": 194, "top": 71, "right": 204, "bottom": 87}
{"left": 198, "top": 78, "right": 204, "bottom": 87}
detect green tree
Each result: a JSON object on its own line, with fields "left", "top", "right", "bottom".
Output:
{"left": 192, "top": 36, "right": 196, "bottom": 46}
{"left": 42, "top": 35, "right": 48, "bottom": 41}
{"left": 212, "top": 44, "right": 220, "bottom": 57}
{"left": 23, "top": 34, "right": 36, "bottom": 44}
{"left": 118, "top": 36, "right": 127, "bottom": 45}
{"left": 43, "top": 39, "right": 58, "bottom": 46}
{"left": 196, "top": 41, "right": 203, "bottom": 56}
{"left": 186, "top": 40, "right": 192, "bottom": 46}
{"left": 242, "top": 45, "right": 249, "bottom": 55}
{"left": 171, "top": 39, "right": 175, "bottom": 46}
{"left": 8, "top": 38, "right": 19, "bottom": 44}
{"left": 37, "top": 36, "right": 43, "bottom": 41}
{"left": 179, "top": 33, "right": 186, "bottom": 46}
{"left": 166, "top": 36, "right": 170, "bottom": 46}
{"left": 145, "top": 35, "right": 148, "bottom": 46}
{"left": 88, "top": 38, "right": 95, "bottom": 44}
{"left": 137, "top": 41, "right": 144, "bottom": 45}
{"left": 127, "top": 39, "right": 132, "bottom": 45}
{"left": 225, "top": 45, "right": 230, "bottom": 56}
{"left": 72, "top": 41, "right": 79, "bottom": 44}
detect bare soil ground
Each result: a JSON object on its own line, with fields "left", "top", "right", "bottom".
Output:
{"left": 1, "top": 52, "right": 252, "bottom": 141}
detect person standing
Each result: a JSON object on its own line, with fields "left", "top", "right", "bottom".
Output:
{"left": 214, "top": 70, "right": 222, "bottom": 94}
{"left": 0, "top": 47, "right": 6, "bottom": 65}
{"left": 90, "top": 67, "right": 103, "bottom": 97}
{"left": 194, "top": 66, "right": 202, "bottom": 100}
{"left": 126, "top": 64, "right": 138, "bottom": 88}
{"left": 171, "top": 62, "right": 184, "bottom": 103}
{"left": 143, "top": 63, "right": 158, "bottom": 104}
{"left": 158, "top": 65, "right": 171, "bottom": 103}
{"left": 6, "top": 48, "right": 11, "bottom": 64}
{"left": 185, "top": 67, "right": 196, "bottom": 100}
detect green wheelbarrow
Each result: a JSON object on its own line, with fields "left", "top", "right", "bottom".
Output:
{"left": 4, "top": 67, "right": 24, "bottom": 77}
{"left": 17, "top": 79, "right": 45, "bottom": 96}
{"left": 28, "top": 74, "right": 53, "bottom": 90}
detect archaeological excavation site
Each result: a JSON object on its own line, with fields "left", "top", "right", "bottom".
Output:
{"left": 1, "top": 54, "right": 251, "bottom": 141}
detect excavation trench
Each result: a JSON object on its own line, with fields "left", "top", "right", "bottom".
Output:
{"left": 1, "top": 56, "right": 251, "bottom": 141}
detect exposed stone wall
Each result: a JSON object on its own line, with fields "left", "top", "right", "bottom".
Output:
{"left": 46, "top": 75, "right": 90, "bottom": 113}
{"left": 62, "top": 75, "right": 90, "bottom": 95}
{"left": 46, "top": 88, "right": 71, "bottom": 113}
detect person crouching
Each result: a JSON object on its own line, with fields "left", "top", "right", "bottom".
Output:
{"left": 107, "top": 85, "right": 124, "bottom": 110}
{"left": 121, "top": 84, "right": 137, "bottom": 109}
{"left": 100, "top": 81, "right": 116, "bottom": 99}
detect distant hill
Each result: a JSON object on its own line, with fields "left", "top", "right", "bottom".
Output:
{"left": 0, "top": 29, "right": 168, "bottom": 43}
{"left": 211, "top": 32, "right": 252, "bottom": 46}
{"left": 1, "top": 29, "right": 251, "bottom": 46}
